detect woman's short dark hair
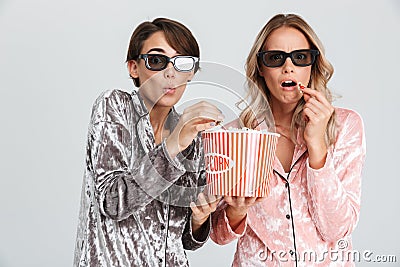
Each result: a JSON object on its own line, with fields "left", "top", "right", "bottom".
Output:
{"left": 126, "top": 18, "right": 200, "bottom": 87}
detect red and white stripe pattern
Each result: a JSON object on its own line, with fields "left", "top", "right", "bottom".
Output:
{"left": 202, "top": 130, "right": 279, "bottom": 197}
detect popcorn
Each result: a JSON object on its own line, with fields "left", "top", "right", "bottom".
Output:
{"left": 202, "top": 128, "right": 279, "bottom": 197}
{"left": 298, "top": 82, "right": 305, "bottom": 94}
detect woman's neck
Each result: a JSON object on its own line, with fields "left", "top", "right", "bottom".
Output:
{"left": 271, "top": 102, "right": 295, "bottom": 128}
{"left": 149, "top": 105, "right": 171, "bottom": 133}
{"left": 141, "top": 96, "right": 172, "bottom": 143}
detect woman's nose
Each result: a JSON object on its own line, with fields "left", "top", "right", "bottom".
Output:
{"left": 164, "top": 62, "right": 176, "bottom": 79}
{"left": 282, "top": 57, "right": 295, "bottom": 73}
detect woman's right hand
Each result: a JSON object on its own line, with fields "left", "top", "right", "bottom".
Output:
{"left": 224, "top": 196, "right": 265, "bottom": 232}
{"left": 166, "top": 101, "right": 224, "bottom": 158}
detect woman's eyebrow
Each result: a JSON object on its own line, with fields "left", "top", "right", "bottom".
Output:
{"left": 145, "top": 47, "right": 181, "bottom": 56}
{"left": 146, "top": 47, "right": 166, "bottom": 53}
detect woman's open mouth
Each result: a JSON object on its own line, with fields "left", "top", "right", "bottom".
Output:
{"left": 281, "top": 80, "right": 298, "bottom": 91}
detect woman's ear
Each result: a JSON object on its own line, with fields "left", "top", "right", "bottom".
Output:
{"left": 257, "top": 65, "right": 264, "bottom": 77}
{"left": 187, "top": 71, "right": 195, "bottom": 82}
{"left": 127, "top": 60, "right": 139, "bottom": 79}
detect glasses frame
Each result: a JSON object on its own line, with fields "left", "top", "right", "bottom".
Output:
{"left": 257, "top": 49, "right": 320, "bottom": 68}
{"left": 137, "top": 54, "right": 199, "bottom": 72}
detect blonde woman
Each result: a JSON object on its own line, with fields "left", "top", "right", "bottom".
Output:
{"left": 211, "top": 14, "right": 366, "bottom": 266}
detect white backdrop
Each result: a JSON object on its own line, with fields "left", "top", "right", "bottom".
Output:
{"left": 1, "top": 0, "right": 399, "bottom": 266}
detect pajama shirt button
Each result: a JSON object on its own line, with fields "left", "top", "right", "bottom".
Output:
{"left": 161, "top": 224, "right": 165, "bottom": 230}
{"left": 286, "top": 214, "right": 291, "bottom": 219}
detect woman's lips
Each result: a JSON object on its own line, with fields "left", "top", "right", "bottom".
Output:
{"left": 281, "top": 85, "right": 298, "bottom": 91}
{"left": 163, "top": 88, "right": 176, "bottom": 94}
{"left": 280, "top": 79, "right": 298, "bottom": 91}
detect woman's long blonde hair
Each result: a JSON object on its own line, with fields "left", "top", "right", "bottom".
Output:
{"left": 239, "top": 14, "right": 337, "bottom": 146}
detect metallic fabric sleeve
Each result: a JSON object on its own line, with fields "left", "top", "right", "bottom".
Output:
{"left": 74, "top": 89, "right": 210, "bottom": 267}
{"left": 89, "top": 91, "right": 186, "bottom": 220}
{"left": 181, "top": 136, "right": 211, "bottom": 250}
{"left": 182, "top": 213, "right": 211, "bottom": 250}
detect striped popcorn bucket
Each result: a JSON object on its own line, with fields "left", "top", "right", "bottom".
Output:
{"left": 202, "top": 130, "right": 279, "bottom": 197}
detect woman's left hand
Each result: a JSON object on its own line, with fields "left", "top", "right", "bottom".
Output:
{"left": 190, "top": 193, "right": 221, "bottom": 234}
{"left": 301, "top": 86, "right": 334, "bottom": 168}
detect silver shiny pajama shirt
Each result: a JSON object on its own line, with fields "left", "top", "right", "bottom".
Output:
{"left": 74, "top": 89, "right": 209, "bottom": 267}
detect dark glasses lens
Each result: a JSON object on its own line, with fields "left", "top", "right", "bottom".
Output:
{"left": 257, "top": 49, "right": 319, "bottom": 68}
{"left": 138, "top": 54, "right": 198, "bottom": 72}
{"left": 146, "top": 54, "right": 168, "bottom": 70}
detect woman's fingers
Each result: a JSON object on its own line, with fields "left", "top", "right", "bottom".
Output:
{"left": 185, "top": 111, "right": 224, "bottom": 124}
{"left": 194, "top": 122, "right": 217, "bottom": 132}
{"left": 167, "top": 101, "right": 224, "bottom": 154}
{"left": 179, "top": 110, "right": 224, "bottom": 134}
{"left": 203, "top": 194, "right": 220, "bottom": 212}
{"left": 255, "top": 197, "right": 266, "bottom": 203}
{"left": 181, "top": 101, "right": 225, "bottom": 125}
{"left": 303, "top": 99, "right": 332, "bottom": 122}
{"left": 301, "top": 87, "right": 334, "bottom": 123}
{"left": 301, "top": 88, "right": 333, "bottom": 111}
{"left": 224, "top": 196, "right": 261, "bottom": 208}
{"left": 196, "top": 193, "right": 208, "bottom": 206}
{"left": 305, "top": 96, "right": 333, "bottom": 116}
{"left": 190, "top": 201, "right": 201, "bottom": 215}
{"left": 191, "top": 193, "right": 220, "bottom": 218}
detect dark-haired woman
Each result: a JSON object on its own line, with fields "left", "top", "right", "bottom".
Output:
{"left": 74, "top": 18, "right": 222, "bottom": 267}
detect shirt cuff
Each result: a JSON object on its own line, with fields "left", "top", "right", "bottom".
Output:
{"left": 307, "top": 146, "right": 335, "bottom": 170}
{"left": 189, "top": 215, "right": 211, "bottom": 244}
{"left": 306, "top": 147, "right": 335, "bottom": 187}
{"left": 161, "top": 139, "right": 185, "bottom": 171}
{"left": 223, "top": 209, "right": 248, "bottom": 237}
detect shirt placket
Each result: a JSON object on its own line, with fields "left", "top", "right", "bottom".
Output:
{"left": 273, "top": 143, "right": 307, "bottom": 266}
